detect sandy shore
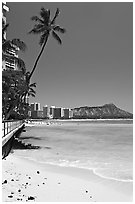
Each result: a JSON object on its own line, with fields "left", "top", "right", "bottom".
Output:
{"left": 2, "top": 153, "right": 133, "bottom": 202}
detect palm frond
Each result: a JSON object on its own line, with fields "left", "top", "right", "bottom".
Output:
{"left": 29, "top": 28, "right": 39, "bottom": 35}
{"left": 28, "top": 92, "right": 36, "bottom": 97}
{"left": 31, "top": 15, "right": 44, "bottom": 24}
{"left": 40, "top": 7, "right": 50, "bottom": 25}
{"left": 29, "top": 82, "right": 36, "bottom": 88}
{"left": 47, "top": 9, "right": 50, "bottom": 21}
{"left": 51, "top": 8, "right": 60, "bottom": 25}
{"left": 52, "top": 31, "right": 62, "bottom": 44}
{"left": 53, "top": 25, "right": 66, "bottom": 33}
{"left": 29, "top": 88, "right": 36, "bottom": 94}
{"left": 29, "top": 24, "right": 48, "bottom": 35}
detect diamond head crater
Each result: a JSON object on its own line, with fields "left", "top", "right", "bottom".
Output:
{"left": 72, "top": 103, "right": 133, "bottom": 119}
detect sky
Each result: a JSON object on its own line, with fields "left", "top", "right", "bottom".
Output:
{"left": 6, "top": 1, "right": 133, "bottom": 113}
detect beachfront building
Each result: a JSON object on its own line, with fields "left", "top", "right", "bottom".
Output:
{"left": 61, "top": 108, "right": 64, "bottom": 118}
{"left": 30, "top": 103, "right": 41, "bottom": 118}
{"left": 29, "top": 103, "right": 73, "bottom": 119}
{"left": 63, "top": 108, "right": 70, "bottom": 119}
{"left": 53, "top": 107, "right": 61, "bottom": 119}
{"left": 43, "top": 105, "right": 49, "bottom": 118}
{"left": 30, "top": 103, "right": 40, "bottom": 111}
{"left": 2, "top": 3, "right": 20, "bottom": 71}
{"left": 49, "top": 106, "right": 55, "bottom": 119}
{"left": 31, "top": 110, "right": 43, "bottom": 119}
{"left": 69, "top": 109, "right": 74, "bottom": 118}
{"left": 37, "top": 110, "right": 43, "bottom": 118}
{"left": 31, "top": 110, "right": 37, "bottom": 119}
{"left": 35, "top": 103, "right": 40, "bottom": 111}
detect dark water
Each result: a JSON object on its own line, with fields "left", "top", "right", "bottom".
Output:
{"left": 15, "top": 119, "right": 133, "bottom": 182}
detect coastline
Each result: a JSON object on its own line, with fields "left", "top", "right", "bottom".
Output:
{"left": 25, "top": 118, "right": 133, "bottom": 128}
{"left": 2, "top": 153, "right": 133, "bottom": 202}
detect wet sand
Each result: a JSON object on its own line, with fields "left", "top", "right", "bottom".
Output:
{"left": 2, "top": 153, "right": 133, "bottom": 202}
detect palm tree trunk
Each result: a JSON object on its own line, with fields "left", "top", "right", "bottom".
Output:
{"left": 28, "top": 35, "right": 49, "bottom": 81}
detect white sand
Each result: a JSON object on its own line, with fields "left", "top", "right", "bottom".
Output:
{"left": 2, "top": 154, "right": 133, "bottom": 202}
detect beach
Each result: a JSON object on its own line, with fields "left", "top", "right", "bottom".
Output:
{"left": 2, "top": 153, "right": 132, "bottom": 202}
{"left": 2, "top": 120, "right": 133, "bottom": 202}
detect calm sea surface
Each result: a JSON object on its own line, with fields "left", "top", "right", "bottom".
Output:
{"left": 14, "top": 120, "right": 133, "bottom": 182}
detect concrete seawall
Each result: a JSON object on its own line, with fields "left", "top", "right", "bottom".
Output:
{"left": 2, "top": 123, "right": 25, "bottom": 159}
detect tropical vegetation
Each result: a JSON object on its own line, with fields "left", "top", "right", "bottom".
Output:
{"left": 2, "top": 21, "right": 36, "bottom": 120}
{"left": 2, "top": 7, "right": 65, "bottom": 120}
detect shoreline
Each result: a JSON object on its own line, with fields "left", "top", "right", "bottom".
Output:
{"left": 27, "top": 118, "right": 133, "bottom": 122}
{"left": 2, "top": 153, "right": 133, "bottom": 202}
{"left": 25, "top": 118, "right": 133, "bottom": 127}
{"left": 14, "top": 152, "right": 133, "bottom": 183}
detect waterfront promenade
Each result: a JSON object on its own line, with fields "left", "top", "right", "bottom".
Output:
{"left": 2, "top": 120, "right": 25, "bottom": 159}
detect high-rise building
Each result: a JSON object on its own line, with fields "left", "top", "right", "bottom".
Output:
{"left": 31, "top": 110, "right": 43, "bottom": 119}
{"left": 49, "top": 106, "right": 55, "bottom": 118}
{"left": 43, "top": 105, "right": 49, "bottom": 118}
{"left": 37, "top": 110, "right": 43, "bottom": 118}
{"left": 30, "top": 102, "right": 40, "bottom": 111}
{"left": 35, "top": 103, "right": 40, "bottom": 111}
{"left": 69, "top": 109, "right": 73, "bottom": 118}
{"left": 31, "top": 110, "right": 37, "bottom": 119}
{"left": 2, "top": 3, "right": 20, "bottom": 71}
{"left": 30, "top": 103, "right": 40, "bottom": 118}
{"left": 61, "top": 108, "right": 64, "bottom": 118}
{"left": 54, "top": 107, "right": 61, "bottom": 119}
{"left": 63, "top": 108, "right": 70, "bottom": 119}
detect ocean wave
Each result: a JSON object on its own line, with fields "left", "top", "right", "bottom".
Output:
{"left": 93, "top": 168, "right": 133, "bottom": 183}
{"left": 15, "top": 153, "right": 132, "bottom": 183}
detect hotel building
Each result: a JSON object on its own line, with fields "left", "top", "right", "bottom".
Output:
{"left": 35, "top": 103, "right": 40, "bottom": 111}
{"left": 43, "top": 105, "right": 49, "bottom": 118}
{"left": 53, "top": 107, "right": 61, "bottom": 119}
{"left": 69, "top": 109, "right": 74, "bottom": 118}
{"left": 63, "top": 108, "right": 70, "bottom": 119}
{"left": 2, "top": 3, "right": 20, "bottom": 71}
{"left": 61, "top": 108, "right": 64, "bottom": 118}
{"left": 30, "top": 103, "right": 41, "bottom": 118}
{"left": 49, "top": 106, "right": 55, "bottom": 118}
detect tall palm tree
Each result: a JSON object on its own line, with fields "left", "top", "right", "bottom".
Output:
{"left": 28, "top": 7, "right": 66, "bottom": 81}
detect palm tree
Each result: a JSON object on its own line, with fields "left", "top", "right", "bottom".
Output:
{"left": 2, "top": 70, "right": 26, "bottom": 119}
{"left": 3, "top": 71, "right": 36, "bottom": 120}
{"left": 21, "top": 72, "right": 36, "bottom": 102}
{"left": 28, "top": 7, "right": 66, "bottom": 81}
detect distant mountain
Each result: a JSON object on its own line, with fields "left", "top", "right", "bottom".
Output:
{"left": 73, "top": 103, "right": 133, "bottom": 119}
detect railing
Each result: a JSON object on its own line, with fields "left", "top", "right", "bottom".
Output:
{"left": 2, "top": 120, "right": 24, "bottom": 138}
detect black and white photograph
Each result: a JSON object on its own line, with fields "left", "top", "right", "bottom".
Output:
{"left": 2, "top": 0, "right": 133, "bottom": 202}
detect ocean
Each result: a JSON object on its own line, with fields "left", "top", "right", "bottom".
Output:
{"left": 14, "top": 119, "right": 133, "bottom": 183}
